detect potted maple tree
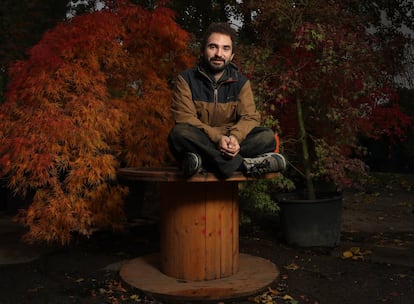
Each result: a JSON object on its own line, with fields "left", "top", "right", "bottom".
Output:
{"left": 0, "top": 3, "right": 195, "bottom": 244}
{"left": 238, "top": 1, "right": 412, "bottom": 246}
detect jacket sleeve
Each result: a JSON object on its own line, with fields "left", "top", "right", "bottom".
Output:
{"left": 171, "top": 75, "right": 224, "bottom": 142}
{"left": 228, "top": 80, "right": 261, "bottom": 142}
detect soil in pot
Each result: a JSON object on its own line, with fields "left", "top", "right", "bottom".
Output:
{"left": 277, "top": 192, "right": 343, "bottom": 247}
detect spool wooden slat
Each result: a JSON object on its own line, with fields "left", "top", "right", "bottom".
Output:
{"left": 160, "top": 180, "right": 239, "bottom": 281}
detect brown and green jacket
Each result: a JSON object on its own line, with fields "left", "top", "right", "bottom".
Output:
{"left": 171, "top": 63, "right": 261, "bottom": 143}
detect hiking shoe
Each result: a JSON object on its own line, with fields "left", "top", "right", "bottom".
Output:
{"left": 181, "top": 152, "right": 202, "bottom": 177}
{"left": 243, "top": 153, "right": 286, "bottom": 177}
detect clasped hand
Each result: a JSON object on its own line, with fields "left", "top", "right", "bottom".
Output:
{"left": 219, "top": 135, "right": 240, "bottom": 158}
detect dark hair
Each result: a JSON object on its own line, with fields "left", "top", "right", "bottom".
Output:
{"left": 200, "top": 22, "right": 238, "bottom": 54}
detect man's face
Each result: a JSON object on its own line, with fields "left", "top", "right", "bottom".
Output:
{"left": 203, "top": 33, "right": 234, "bottom": 74}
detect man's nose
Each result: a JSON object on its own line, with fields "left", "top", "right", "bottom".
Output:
{"left": 215, "top": 47, "right": 224, "bottom": 57}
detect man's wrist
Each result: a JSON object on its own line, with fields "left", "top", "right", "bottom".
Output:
{"left": 229, "top": 134, "right": 238, "bottom": 141}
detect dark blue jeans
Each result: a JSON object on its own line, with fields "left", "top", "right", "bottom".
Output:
{"left": 168, "top": 123, "right": 276, "bottom": 178}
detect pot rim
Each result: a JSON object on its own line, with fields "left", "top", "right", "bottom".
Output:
{"left": 276, "top": 192, "right": 343, "bottom": 204}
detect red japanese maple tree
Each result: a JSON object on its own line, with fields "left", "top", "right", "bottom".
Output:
{"left": 0, "top": 3, "right": 195, "bottom": 243}
{"left": 238, "top": 1, "right": 412, "bottom": 199}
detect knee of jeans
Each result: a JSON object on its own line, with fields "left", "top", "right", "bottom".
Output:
{"left": 173, "top": 123, "right": 198, "bottom": 134}
{"left": 261, "top": 129, "right": 279, "bottom": 152}
{"left": 170, "top": 124, "right": 204, "bottom": 144}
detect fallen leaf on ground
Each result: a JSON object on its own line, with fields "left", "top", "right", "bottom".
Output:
{"left": 342, "top": 251, "right": 353, "bottom": 258}
{"left": 268, "top": 286, "right": 280, "bottom": 296}
{"left": 108, "top": 281, "right": 127, "bottom": 292}
{"left": 284, "top": 263, "right": 300, "bottom": 271}
{"left": 27, "top": 286, "right": 44, "bottom": 293}
{"left": 342, "top": 247, "right": 372, "bottom": 260}
{"left": 283, "top": 294, "right": 299, "bottom": 304}
{"left": 129, "top": 294, "right": 140, "bottom": 301}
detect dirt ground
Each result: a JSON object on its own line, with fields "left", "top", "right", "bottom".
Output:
{"left": 0, "top": 173, "right": 413, "bottom": 304}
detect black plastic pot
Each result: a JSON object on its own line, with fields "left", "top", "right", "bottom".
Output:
{"left": 277, "top": 192, "right": 343, "bottom": 247}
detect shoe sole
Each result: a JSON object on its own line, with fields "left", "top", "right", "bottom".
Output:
{"left": 182, "top": 153, "right": 202, "bottom": 177}
{"left": 274, "top": 153, "right": 286, "bottom": 171}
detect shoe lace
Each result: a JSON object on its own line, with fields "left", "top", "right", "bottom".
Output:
{"left": 250, "top": 159, "right": 271, "bottom": 177}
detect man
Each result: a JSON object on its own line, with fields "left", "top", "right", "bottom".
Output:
{"left": 168, "top": 22, "right": 286, "bottom": 178}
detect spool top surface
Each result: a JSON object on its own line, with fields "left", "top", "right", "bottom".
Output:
{"left": 117, "top": 167, "right": 278, "bottom": 183}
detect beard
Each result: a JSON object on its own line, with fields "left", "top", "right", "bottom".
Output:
{"left": 203, "top": 56, "right": 230, "bottom": 74}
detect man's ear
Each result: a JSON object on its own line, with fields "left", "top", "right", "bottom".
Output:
{"left": 230, "top": 53, "right": 235, "bottom": 61}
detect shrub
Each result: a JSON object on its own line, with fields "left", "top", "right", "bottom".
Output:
{"left": 0, "top": 3, "right": 195, "bottom": 244}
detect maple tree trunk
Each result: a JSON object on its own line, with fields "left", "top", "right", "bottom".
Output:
{"left": 296, "top": 97, "right": 316, "bottom": 200}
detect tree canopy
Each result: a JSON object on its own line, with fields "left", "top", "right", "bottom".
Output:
{"left": 0, "top": 3, "right": 194, "bottom": 243}
{"left": 236, "top": 0, "right": 412, "bottom": 194}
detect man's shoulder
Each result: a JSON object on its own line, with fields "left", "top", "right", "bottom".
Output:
{"left": 178, "top": 66, "right": 199, "bottom": 83}
{"left": 228, "top": 63, "right": 248, "bottom": 82}
{"left": 180, "top": 66, "right": 198, "bottom": 77}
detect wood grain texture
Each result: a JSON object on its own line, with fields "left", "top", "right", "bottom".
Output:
{"left": 160, "top": 181, "right": 239, "bottom": 281}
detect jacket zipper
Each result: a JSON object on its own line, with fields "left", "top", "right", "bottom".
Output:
{"left": 198, "top": 67, "right": 235, "bottom": 126}
{"left": 212, "top": 83, "right": 219, "bottom": 125}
